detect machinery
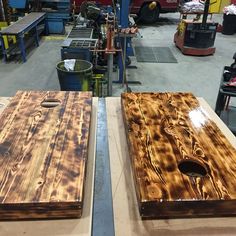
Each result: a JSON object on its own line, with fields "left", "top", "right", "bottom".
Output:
{"left": 60, "top": 3, "right": 115, "bottom": 96}
{"left": 5, "top": 0, "right": 70, "bottom": 34}
{"left": 215, "top": 52, "right": 236, "bottom": 134}
{"left": 73, "top": 0, "right": 181, "bottom": 24}
{"left": 60, "top": 0, "right": 137, "bottom": 96}
{"left": 1, "top": 0, "right": 135, "bottom": 94}
{"left": 174, "top": 0, "right": 218, "bottom": 56}
{"left": 61, "top": 26, "right": 97, "bottom": 61}
{"left": 0, "top": 0, "right": 12, "bottom": 50}
{"left": 29, "top": 0, "right": 71, "bottom": 34}
{"left": 8, "top": 0, "right": 27, "bottom": 9}
{"left": 0, "top": 0, "right": 10, "bottom": 24}
{"left": 231, "top": 52, "right": 236, "bottom": 69}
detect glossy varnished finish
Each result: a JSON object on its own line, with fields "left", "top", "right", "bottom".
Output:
{"left": 0, "top": 91, "right": 92, "bottom": 220}
{"left": 121, "top": 92, "right": 236, "bottom": 219}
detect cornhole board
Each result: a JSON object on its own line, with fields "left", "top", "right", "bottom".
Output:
{"left": 121, "top": 92, "right": 236, "bottom": 219}
{"left": 0, "top": 91, "right": 92, "bottom": 220}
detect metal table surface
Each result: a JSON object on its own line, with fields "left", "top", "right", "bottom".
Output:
{"left": 0, "top": 13, "right": 46, "bottom": 35}
{"left": 0, "top": 12, "right": 46, "bottom": 63}
{"left": 61, "top": 38, "right": 97, "bottom": 48}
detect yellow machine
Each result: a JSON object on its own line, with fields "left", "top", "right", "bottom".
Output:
{"left": 0, "top": 22, "right": 16, "bottom": 49}
{"left": 209, "top": 0, "right": 231, "bottom": 13}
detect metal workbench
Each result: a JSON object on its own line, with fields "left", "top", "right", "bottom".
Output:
{"left": 0, "top": 12, "right": 46, "bottom": 62}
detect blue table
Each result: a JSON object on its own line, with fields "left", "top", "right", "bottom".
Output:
{"left": 0, "top": 12, "right": 46, "bottom": 62}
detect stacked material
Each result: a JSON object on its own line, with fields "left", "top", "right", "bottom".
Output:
{"left": 224, "top": 4, "right": 236, "bottom": 15}
{"left": 181, "top": 0, "right": 204, "bottom": 13}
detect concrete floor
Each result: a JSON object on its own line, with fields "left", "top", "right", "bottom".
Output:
{"left": 0, "top": 13, "right": 236, "bottom": 109}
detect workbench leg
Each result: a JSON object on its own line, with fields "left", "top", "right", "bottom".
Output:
{"left": 19, "top": 35, "right": 27, "bottom": 63}
{"left": 44, "top": 20, "right": 49, "bottom": 36}
{"left": 35, "top": 26, "right": 39, "bottom": 47}
{"left": 0, "top": 36, "right": 7, "bottom": 63}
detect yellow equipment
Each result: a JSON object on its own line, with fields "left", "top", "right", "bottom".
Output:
{"left": 149, "top": 1, "right": 157, "bottom": 10}
{"left": 0, "top": 22, "right": 16, "bottom": 49}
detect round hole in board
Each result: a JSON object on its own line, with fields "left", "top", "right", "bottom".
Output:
{"left": 178, "top": 159, "right": 207, "bottom": 178}
{"left": 41, "top": 99, "right": 61, "bottom": 108}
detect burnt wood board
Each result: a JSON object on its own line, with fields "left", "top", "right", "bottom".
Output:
{"left": 0, "top": 91, "right": 92, "bottom": 220}
{"left": 121, "top": 92, "right": 236, "bottom": 219}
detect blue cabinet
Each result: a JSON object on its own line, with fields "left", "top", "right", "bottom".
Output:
{"left": 9, "top": 0, "right": 27, "bottom": 8}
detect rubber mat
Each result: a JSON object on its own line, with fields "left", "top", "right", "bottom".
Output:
{"left": 135, "top": 47, "right": 177, "bottom": 63}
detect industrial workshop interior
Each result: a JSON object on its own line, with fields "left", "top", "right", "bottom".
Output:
{"left": 1, "top": 0, "right": 236, "bottom": 235}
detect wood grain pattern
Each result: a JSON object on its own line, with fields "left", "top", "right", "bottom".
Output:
{"left": 121, "top": 92, "right": 236, "bottom": 219}
{"left": 0, "top": 91, "right": 92, "bottom": 220}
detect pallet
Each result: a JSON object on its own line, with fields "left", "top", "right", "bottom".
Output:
{"left": 121, "top": 92, "right": 236, "bottom": 219}
{"left": 0, "top": 91, "right": 92, "bottom": 220}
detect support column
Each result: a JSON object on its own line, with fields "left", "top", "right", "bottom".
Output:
{"left": 118, "top": 0, "right": 130, "bottom": 83}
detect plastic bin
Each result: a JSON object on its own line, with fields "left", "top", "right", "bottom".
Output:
{"left": 222, "top": 14, "right": 236, "bottom": 35}
{"left": 56, "top": 59, "right": 93, "bottom": 91}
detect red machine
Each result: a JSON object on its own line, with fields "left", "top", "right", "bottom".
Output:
{"left": 72, "top": 0, "right": 180, "bottom": 23}
{"left": 174, "top": 0, "right": 218, "bottom": 56}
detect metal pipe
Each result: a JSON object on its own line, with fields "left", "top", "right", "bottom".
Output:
{"left": 0, "top": 0, "right": 6, "bottom": 21}
{"left": 3, "top": 0, "right": 10, "bottom": 24}
{"left": 107, "top": 53, "right": 113, "bottom": 96}
{"left": 122, "top": 36, "right": 127, "bottom": 86}
{"left": 202, "top": 0, "right": 210, "bottom": 29}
